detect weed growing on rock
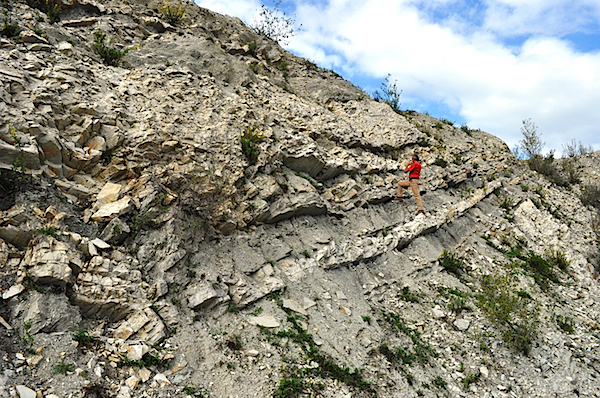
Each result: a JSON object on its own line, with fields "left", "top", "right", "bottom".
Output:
{"left": 462, "top": 371, "right": 481, "bottom": 390}
{"left": 183, "top": 385, "right": 209, "bottom": 397}
{"left": 499, "top": 195, "right": 515, "bottom": 210}
{"left": 398, "top": 286, "right": 420, "bottom": 303}
{"left": 45, "top": 0, "right": 60, "bottom": 23}
{"left": 581, "top": 184, "right": 600, "bottom": 210}
{"left": 119, "top": 351, "right": 171, "bottom": 369}
{"left": 93, "top": 29, "right": 129, "bottom": 66}
{"left": 1, "top": 18, "right": 20, "bottom": 38}
{"left": 438, "top": 250, "right": 464, "bottom": 278}
{"left": 158, "top": 0, "right": 185, "bottom": 25}
{"left": 380, "top": 310, "right": 437, "bottom": 364}
{"left": 433, "top": 158, "right": 448, "bottom": 168}
{"left": 555, "top": 314, "right": 575, "bottom": 334}
{"left": 240, "top": 126, "right": 265, "bottom": 164}
{"left": 475, "top": 273, "right": 539, "bottom": 355}
{"left": 54, "top": 358, "right": 76, "bottom": 375}
{"left": 268, "top": 299, "right": 376, "bottom": 397}
{"left": 72, "top": 327, "right": 98, "bottom": 349}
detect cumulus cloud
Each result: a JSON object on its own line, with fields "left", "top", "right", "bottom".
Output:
{"left": 195, "top": 0, "right": 600, "bottom": 152}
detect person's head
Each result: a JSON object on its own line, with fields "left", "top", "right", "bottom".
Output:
{"left": 412, "top": 154, "right": 419, "bottom": 162}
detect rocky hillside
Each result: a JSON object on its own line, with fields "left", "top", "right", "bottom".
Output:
{"left": 1, "top": 0, "right": 600, "bottom": 397}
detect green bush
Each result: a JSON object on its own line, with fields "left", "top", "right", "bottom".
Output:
{"left": 1, "top": 19, "right": 21, "bottom": 38}
{"left": 438, "top": 250, "right": 464, "bottom": 278}
{"left": 475, "top": 273, "right": 539, "bottom": 355}
{"left": 433, "top": 158, "right": 448, "bottom": 168}
{"left": 93, "top": 29, "right": 129, "bottom": 66}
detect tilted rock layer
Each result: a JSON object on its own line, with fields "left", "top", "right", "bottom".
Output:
{"left": 1, "top": 0, "right": 600, "bottom": 397}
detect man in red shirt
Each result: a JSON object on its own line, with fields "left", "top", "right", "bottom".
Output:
{"left": 394, "top": 154, "right": 424, "bottom": 215}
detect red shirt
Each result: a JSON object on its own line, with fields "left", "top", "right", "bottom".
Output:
{"left": 406, "top": 161, "right": 421, "bottom": 179}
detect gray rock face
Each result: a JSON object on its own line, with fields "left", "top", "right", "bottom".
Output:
{"left": 0, "top": 1, "right": 599, "bottom": 398}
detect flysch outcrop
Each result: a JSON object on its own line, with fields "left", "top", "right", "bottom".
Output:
{"left": 1, "top": 0, "right": 600, "bottom": 397}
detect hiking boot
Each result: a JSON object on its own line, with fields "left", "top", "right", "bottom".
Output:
{"left": 393, "top": 197, "right": 403, "bottom": 201}
{"left": 416, "top": 210, "right": 424, "bottom": 215}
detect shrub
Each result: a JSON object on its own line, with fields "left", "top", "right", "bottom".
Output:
{"left": 499, "top": 195, "right": 514, "bottom": 210}
{"left": 93, "top": 29, "right": 129, "bottom": 66}
{"left": 250, "top": 1, "right": 299, "bottom": 45}
{"left": 438, "top": 250, "right": 464, "bottom": 278}
{"left": 581, "top": 184, "right": 600, "bottom": 210}
{"left": 1, "top": 19, "right": 21, "bottom": 38}
{"left": 528, "top": 152, "right": 566, "bottom": 186}
{"left": 158, "top": 0, "right": 185, "bottom": 25}
{"left": 433, "top": 158, "right": 448, "bottom": 168}
{"left": 475, "top": 273, "right": 539, "bottom": 355}
{"left": 45, "top": 0, "right": 60, "bottom": 23}
{"left": 562, "top": 139, "right": 593, "bottom": 158}
{"left": 240, "top": 126, "right": 265, "bottom": 164}
{"left": 373, "top": 74, "right": 402, "bottom": 113}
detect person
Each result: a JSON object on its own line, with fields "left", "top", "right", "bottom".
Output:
{"left": 394, "top": 154, "right": 424, "bottom": 215}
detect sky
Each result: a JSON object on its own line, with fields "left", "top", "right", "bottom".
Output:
{"left": 194, "top": 0, "right": 600, "bottom": 155}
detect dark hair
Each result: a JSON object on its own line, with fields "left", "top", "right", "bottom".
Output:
{"left": 412, "top": 154, "right": 419, "bottom": 161}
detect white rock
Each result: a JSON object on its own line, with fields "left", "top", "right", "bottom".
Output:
{"left": 139, "top": 367, "right": 151, "bottom": 382}
{"left": 153, "top": 373, "right": 171, "bottom": 387}
{"left": 247, "top": 315, "right": 280, "bottom": 328}
{"left": 15, "top": 385, "right": 36, "bottom": 398}
{"left": 127, "top": 344, "right": 148, "bottom": 361}
{"left": 125, "top": 375, "right": 140, "bottom": 390}
{"left": 2, "top": 284, "right": 24, "bottom": 300}
{"left": 283, "top": 298, "right": 308, "bottom": 316}
{"left": 480, "top": 366, "right": 489, "bottom": 378}
{"left": 91, "top": 196, "right": 132, "bottom": 222}
{"left": 454, "top": 319, "right": 470, "bottom": 331}
{"left": 91, "top": 238, "right": 111, "bottom": 249}
{"left": 303, "top": 297, "right": 317, "bottom": 309}
{"left": 246, "top": 349, "right": 259, "bottom": 357}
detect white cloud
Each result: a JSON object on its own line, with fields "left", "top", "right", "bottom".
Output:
{"left": 196, "top": 0, "right": 600, "bottom": 152}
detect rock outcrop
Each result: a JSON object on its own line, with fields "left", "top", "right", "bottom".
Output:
{"left": 1, "top": 1, "right": 599, "bottom": 397}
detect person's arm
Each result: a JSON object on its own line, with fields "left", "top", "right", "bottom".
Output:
{"left": 405, "top": 162, "right": 414, "bottom": 173}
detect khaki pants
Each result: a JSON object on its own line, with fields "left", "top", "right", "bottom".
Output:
{"left": 398, "top": 179, "right": 423, "bottom": 211}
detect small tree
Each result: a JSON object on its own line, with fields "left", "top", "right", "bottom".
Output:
{"left": 250, "top": 1, "right": 300, "bottom": 45}
{"left": 373, "top": 74, "right": 402, "bottom": 113}
{"left": 518, "top": 118, "right": 544, "bottom": 159}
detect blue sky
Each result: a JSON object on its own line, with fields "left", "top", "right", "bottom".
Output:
{"left": 195, "top": 0, "right": 600, "bottom": 155}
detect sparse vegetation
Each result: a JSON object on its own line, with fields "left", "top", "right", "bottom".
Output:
{"left": 250, "top": 1, "right": 299, "bottom": 45}
{"left": 373, "top": 73, "right": 402, "bottom": 113}
{"left": 562, "top": 138, "right": 593, "bottom": 158}
{"left": 183, "top": 385, "right": 209, "bottom": 397}
{"left": 93, "top": 29, "right": 130, "bottom": 66}
{"left": 54, "top": 358, "right": 76, "bottom": 375}
{"left": 1, "top": 18, "right": 21, "bottom": 38}
{"left": 158, "top": 0, "right": 185, "bottom": 25}
{"left": 475, "top": 272, "right": 539, "bottom": 355}
{"left": 438, "top": 250, "right": 464, "bottom": 278}
{"left": 518, "top": 118, "right": 543, "bottom": 159}
{"left": 240, "top": 126, "right": 265, "bottom": 164}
